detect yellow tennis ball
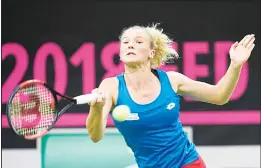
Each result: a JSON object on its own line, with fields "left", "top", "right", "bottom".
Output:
{"left": 112, "top": 105, "right": 130, "bottom": 122}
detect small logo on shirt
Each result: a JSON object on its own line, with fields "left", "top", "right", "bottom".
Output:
{"left": 166, "top": 102, "right": 175, "bottom": 110}
{"left": 127, "top": 113, "right": 139, "bottom": 120}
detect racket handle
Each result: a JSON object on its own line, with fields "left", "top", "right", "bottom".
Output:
{"left": 73, "top": 94, "right": 97, "bottom": 105}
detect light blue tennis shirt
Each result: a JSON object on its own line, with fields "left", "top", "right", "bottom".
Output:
{"left": 112, "top": 69, "right": 199, "bottom": 168}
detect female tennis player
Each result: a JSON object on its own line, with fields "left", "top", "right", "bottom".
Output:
{"left": 86, "top": 24, "right": 255, "bottom": 168}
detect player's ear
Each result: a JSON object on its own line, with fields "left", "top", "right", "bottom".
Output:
{"left": 149, "top": 49, "right": 155, "bottom": 59}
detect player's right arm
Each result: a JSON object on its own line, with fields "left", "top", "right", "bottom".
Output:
{"left": 86, "top": 77, "right": 118, "bottom": 143}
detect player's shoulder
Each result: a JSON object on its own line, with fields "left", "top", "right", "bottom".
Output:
{"left": 100, "top": 77, "right": 118, "bottom": 87}
{"left": 166, "top": 71, "right": 183, "bottom": 80}
{"left": 99, "top": 77, "right": 119, "bottom": 105}
{"left": 99, "top": 77, "right": 118, "bottom": 93}
{"left": 165, "top": 71, "right": 185, "bottom": 91}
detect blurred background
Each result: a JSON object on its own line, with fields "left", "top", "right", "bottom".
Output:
{"left": 1, "top": 0, "right": 260, "bottom": 168}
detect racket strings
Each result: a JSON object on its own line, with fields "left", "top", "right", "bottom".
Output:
{"left": 10, "top": 84, "right": 56, "bottom": 136}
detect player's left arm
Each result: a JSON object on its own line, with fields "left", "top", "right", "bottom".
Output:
{"left": 167, "top": 34, "right": 255, "bottom": 105}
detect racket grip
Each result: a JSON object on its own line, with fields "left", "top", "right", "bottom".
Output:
{"left": 73, "top": 94, "right": 97, "bottom": 105}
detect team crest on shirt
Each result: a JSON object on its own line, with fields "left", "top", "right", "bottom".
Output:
{"left": 127, "top": 113, "right": 139, "bottom": 120}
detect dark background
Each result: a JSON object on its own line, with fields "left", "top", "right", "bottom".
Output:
{"left": 1, "top": 0, "right": 260, "bottom": 148}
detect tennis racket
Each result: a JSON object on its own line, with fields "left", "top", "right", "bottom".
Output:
{"left": 6, "top": 79, "right": 97, "bottom": 140}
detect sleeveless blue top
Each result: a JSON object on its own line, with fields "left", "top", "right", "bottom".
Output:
{"left": 112, "top": 69, "right": 199, "bottom": 168}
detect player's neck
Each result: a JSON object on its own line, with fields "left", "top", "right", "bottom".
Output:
{"left": 124, "top": 64, "right": 155, "bottom": 89}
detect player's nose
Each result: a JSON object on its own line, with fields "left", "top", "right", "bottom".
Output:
{"left": 127, "top": 42, "right": 134, "bottom": 49}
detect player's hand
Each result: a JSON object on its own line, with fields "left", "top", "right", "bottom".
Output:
{"left": 89, "top": 88, "right": 107, "bottom": 108}
{"left": 229, "top": 34, "right": 255, "bottom": 68}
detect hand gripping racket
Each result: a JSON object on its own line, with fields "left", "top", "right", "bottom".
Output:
{"left": 6, "top": 79, "right": 97, "bottom": 140}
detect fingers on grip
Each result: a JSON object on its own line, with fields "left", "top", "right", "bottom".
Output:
{"left": 90, "top": 88, "right": 106, "bottom": 106}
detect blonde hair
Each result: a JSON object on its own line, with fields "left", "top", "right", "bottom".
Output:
{"left": 119, "top": 23, "right": 179, "bottom": 68}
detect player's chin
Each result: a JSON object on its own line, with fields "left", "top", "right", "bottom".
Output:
{"left": 121, "top": 57, "right": 136, "bottom": 64}
{"left": 121, "top": 57, "right": 140, "bottom": 64}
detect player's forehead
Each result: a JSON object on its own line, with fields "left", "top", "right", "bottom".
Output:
{"left": 121, "top": 27, "right": 151, "bottom": 41}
